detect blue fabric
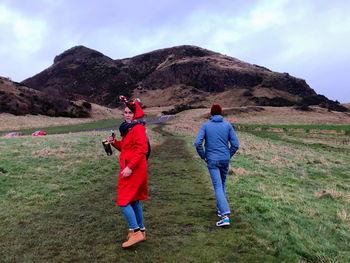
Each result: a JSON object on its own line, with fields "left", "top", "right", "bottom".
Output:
{"left": 207, "top": 160, "right": 230, "bottom": 215}
{"left": 130, "top": 201, "right": 144, "bottom": 229}
{"left": 194, "top": 115, "right": 239, "bottom": 161}
{"left": 120, "top": 201, "right": 144, "bottom": 229}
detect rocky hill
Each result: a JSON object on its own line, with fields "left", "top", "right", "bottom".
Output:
{"left": 0, "top": 76, "right": 91, "bottom": 117}
{"left": 15, "top": 45, "right": 347, "bottom": 113}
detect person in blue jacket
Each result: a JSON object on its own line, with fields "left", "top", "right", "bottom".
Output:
{"left": 194, "top": 104, "right": 239, "bottom": 226}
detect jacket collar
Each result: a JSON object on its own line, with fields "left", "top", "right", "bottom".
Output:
{"left": 210, "top": 115, "right": 223, "bottom": 122}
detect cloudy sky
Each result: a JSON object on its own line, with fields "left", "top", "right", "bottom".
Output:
{"left": 1, "top": 0, "right": 349, "bottom": 102}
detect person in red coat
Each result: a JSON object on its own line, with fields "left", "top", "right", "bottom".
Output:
{"left": 109, "top": 96, "right": 148, "bottom": 248}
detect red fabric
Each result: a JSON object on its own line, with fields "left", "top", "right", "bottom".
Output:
{"left": 210, "top": 104, "right": 222, "bottom": 115}
{"left": 111, "top": 103, "right": 148, "bottom": 206}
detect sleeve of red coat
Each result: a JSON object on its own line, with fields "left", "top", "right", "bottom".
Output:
{"left": 127, "top": 125, "right": 148, "bottom": 170}
{"left": 111, "top": 140, "right": 122, "bottom": 151}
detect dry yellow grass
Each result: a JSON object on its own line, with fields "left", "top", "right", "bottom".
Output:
{"left": 166, "top": 112, "right": 329, "bottom": 171}
{"left": 161, "top": 105, "right": 350, "bottom": 138}
{"left": 315, "top": 189, "right": 350, "bottom": 201}
{"left": 2, "top": 101, "right": 349, "bottom": 133}
{"left": 32, "top": 146, "right": 67, "bottom": 159}
{"left": 148, "top": 127, "right": 166, "bottom": 147}
{"left": 281, "top": 134, "right": 350, "bottom": 150}
{"left": 236, "top": 132, "right": 313, "bottom": 167}
{"left": 163, "top": 108, "right": 208, "bottom": 136}
{"left": 336, "top": 209, "right": 348, "bottom": 222}
{"left": 134, "top": 85, "right": 299, "bottom": 109}
{"left": 224, "top": 106, "right": 350, "bottom": 125}
{"left": 133, "top": 85, "right": 253, "bottom": 108}
{"left": 143, "top": 106, "right": 173, "bottom": 117}
{"left": 230, "top": 167, "right": 250, "bottom": 176}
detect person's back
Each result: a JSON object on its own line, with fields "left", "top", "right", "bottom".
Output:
{"left": 194, "top": 110, "right": 238, "bottom": 162}
{"left": 194, "top": 104, "right": 239, "bottom": 227}
{"left": 197, "top": 115, "right": 237, "bottom": 161}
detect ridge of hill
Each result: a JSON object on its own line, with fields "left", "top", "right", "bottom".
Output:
{"left": 126, "top": 45, "right": 313, "bottom": 97}
{"left": 0, "top": 76, "right": 91, "bottom": 117}
{"left": 21, "top": 45, "right": 346, "bottom": 111}
{"left": 1, "top": 45, "right": 347, "bottom": 116}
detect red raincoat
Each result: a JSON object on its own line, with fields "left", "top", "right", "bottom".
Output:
{"left": 111, "top": 103, "right": 148, "bottom": 206}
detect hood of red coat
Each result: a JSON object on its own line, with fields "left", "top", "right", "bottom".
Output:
{"left": 133, "top": 103, "right": 144, "bottom": 120}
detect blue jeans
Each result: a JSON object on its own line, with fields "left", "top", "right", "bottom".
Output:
{"left": 207, "top": 159, "right": 230, "bottom": 216}
{"left": 120, "top": 201, "right": 144, "bottom": 229}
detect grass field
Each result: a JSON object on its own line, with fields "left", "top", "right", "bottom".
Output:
{"left": 0, "top": 114, "right": 158, "bottom": 136}
{"left": 0, "top": 114, "right": 349, "bottom": 262}
{"left": 234, "top": 123, "right": 350, "bottom": 135}
{"left": 0, "top": 118, "right": 123, "bottom": 136}
{"left": 221, "top": 130, "right": 350, "bottom": 262}
{"left": 0, "top": 104, "right": 122, "bottom": 131}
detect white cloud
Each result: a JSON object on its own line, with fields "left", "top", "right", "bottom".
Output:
{"left": 0, "top": 4, "right": 47, "bottom": 54}
{"left": 0, "top": 0, "right": 350, "bottom": 101}
{"left": 249, "top": 0, "right": 288, "bottom": 29}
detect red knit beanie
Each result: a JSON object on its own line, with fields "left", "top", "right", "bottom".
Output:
{"left": 210, "top": 104, "right": 222, "bottom": 116}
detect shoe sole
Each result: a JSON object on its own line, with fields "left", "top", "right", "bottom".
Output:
{"left": 216, "top": 222, "right": 230, "bottom": 227}
{"left": 122, "top": 238, "right": 145, "bottom": 248}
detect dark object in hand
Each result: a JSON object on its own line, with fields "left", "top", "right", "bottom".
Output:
{"left": 102, "top": 140, "right": 112, "bottom": 156}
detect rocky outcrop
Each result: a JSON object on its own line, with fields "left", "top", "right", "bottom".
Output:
{"left": 21, "top": 45, "right": 334, "bottom": 110}
{"left": 0, "top": 76, "right": 90, "bottom": 117}
{"left": 22, "top": 46, "right": 134, "bottom": 106}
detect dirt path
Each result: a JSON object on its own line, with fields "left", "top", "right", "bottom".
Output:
{"left": 0, "top": 123, "right": 272, "bottom": 262}
{"left": 117, "top": 123, "right": 272, "bottom": 262}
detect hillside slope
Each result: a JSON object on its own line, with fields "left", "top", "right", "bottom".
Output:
{"left": 22, "top": 45, "right": 323, "bottom": 109}
{"left": 0, "top": 76, "right": 91, "bottom": 117}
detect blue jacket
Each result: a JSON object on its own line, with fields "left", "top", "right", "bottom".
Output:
{"left": 194, "top": 115, "right": 239, "bottom": 161}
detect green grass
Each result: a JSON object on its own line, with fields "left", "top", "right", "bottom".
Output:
{"left": 0, "top": 114, "right": 158, "bottom": 136}
{"left": 234, "top": 123, "right": 350, "bottom": 134}
{"left": 220, "top": 130, "right": 350, "bottom": 262}
{"left": 0, "top": 123, "right": 349, "bottom": 262}
{"left": 0, "top": 125, "right": 273, "bottom": 262}
{"left": 0, "top": 118, "right": 123, "bottom": 136}
{"left": 246, "top": 130, "right": 350, "bottom": 154}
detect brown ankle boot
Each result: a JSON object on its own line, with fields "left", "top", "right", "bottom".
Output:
{"left": 126, "top": 230, "right": 133, "bottom": 241}
{"left": 122, "top": 231, "right": 144, "bottom": 248}
{"left": 141, "top": 231, "right": 146, "bottom": 240}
